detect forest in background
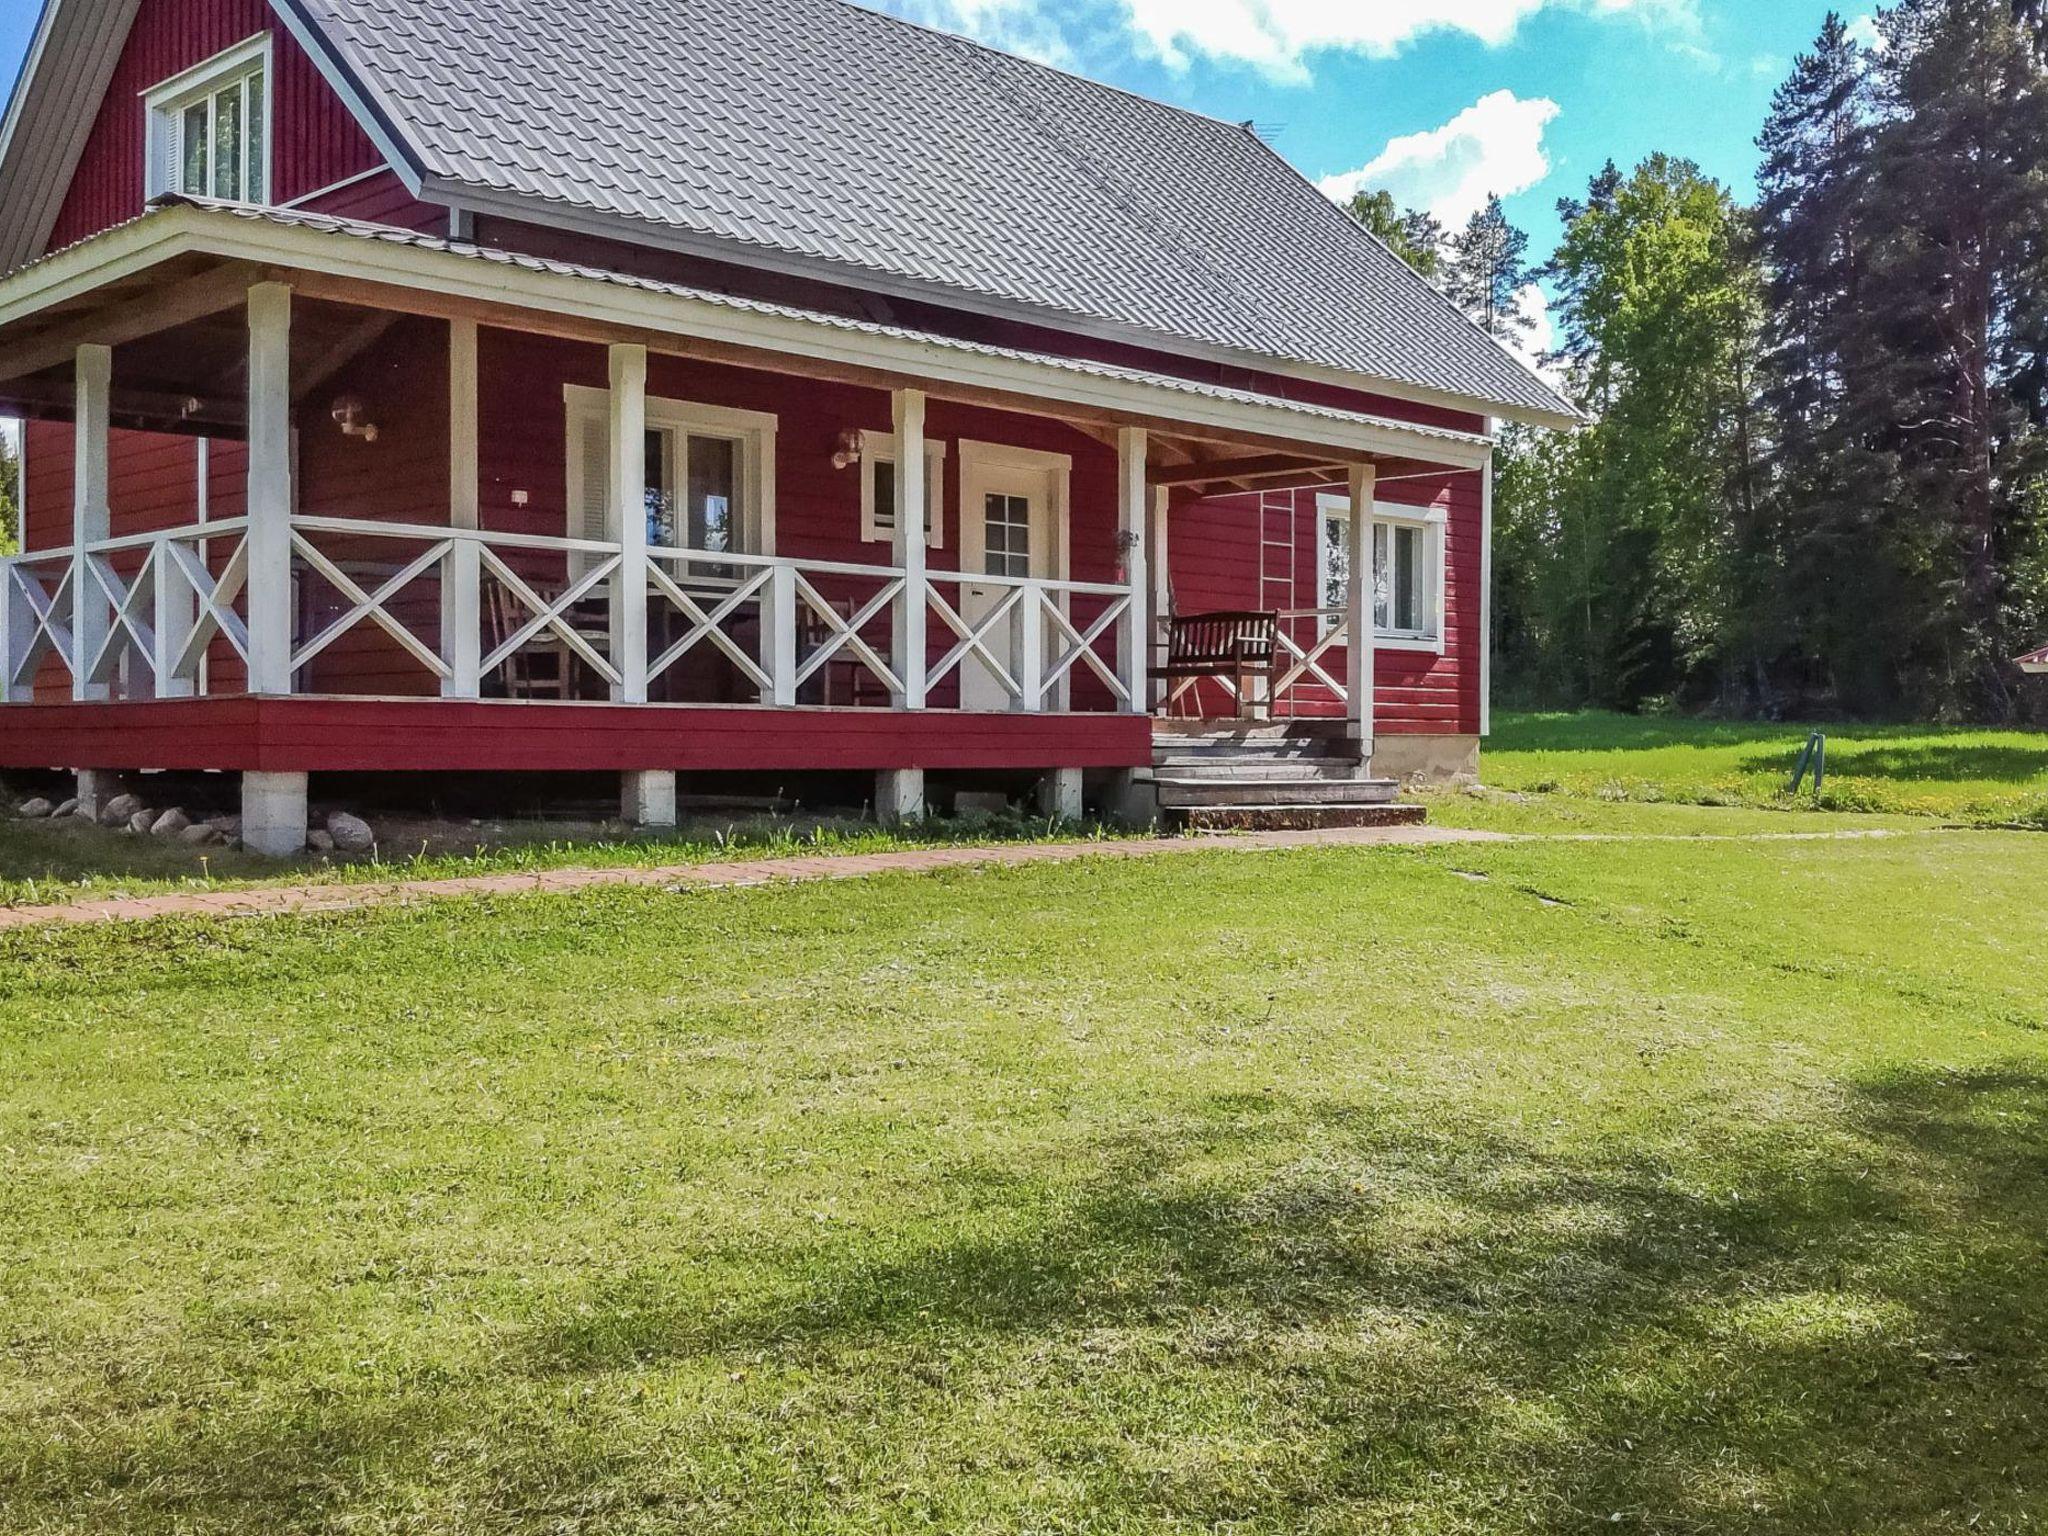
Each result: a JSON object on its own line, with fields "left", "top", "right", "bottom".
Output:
{"left": 1355, "top": 0, "right": 2048, "bottom": 722}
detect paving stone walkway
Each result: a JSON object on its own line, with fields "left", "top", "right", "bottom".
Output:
{"left": 0, "top": 824, "right": 1507, "bottom": 931}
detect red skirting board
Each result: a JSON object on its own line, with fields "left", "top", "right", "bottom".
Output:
{"left": 0, "top": 698, "right": 1154, "bottom": 774}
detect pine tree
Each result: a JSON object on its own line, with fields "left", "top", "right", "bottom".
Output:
{"left": 0, "top": 426, "right": 17, "bottom": 558}
{"left": 1754, "top": 13, "right": 1888, "bottom": 711}
{"left": 1343, "top": 189, "right": 1443, "bottom": 279}
{"left": 1849, "top": 0, "right": 2048, "bottom": 715}
{"left": 1442, "top": 195, "right": 1534, "bottom": 341}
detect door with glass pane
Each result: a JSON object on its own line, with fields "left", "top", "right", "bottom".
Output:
{"left": 959, "top": 452, "right": 1065, "bottom": 711}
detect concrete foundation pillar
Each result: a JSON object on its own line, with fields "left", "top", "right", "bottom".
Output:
{"left": 875, "top": 768, "right": 926, "bottom": 826}
{"left": 1036, "top": 767, "right": 1085, "bottom": 823}
{"left": 241, "top": 771, "right": 308, "bottom": 857}
{"left": 622, "top": 769, "right": 678, "bottom": 829}
{"left": 1101, "top": 768, "right": 1158, "bottom": 830}
{"left": 73, "top": 769, "right": 127, "bottom": 820}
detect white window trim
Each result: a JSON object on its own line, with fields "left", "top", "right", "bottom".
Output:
{"left": 1316, "top": 493, "right": 1449, "bottom": 654}
{"left": 143, "top": 34, "right": 275, "bottom": 205}
{"left": 859, "top": 432, "right": 947, "bottom": 548}
{"left": 564, "top": 383, "right": 778, "bottom": 556}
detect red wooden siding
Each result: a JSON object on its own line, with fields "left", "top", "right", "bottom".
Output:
{"left": 46, "top": 0, "right": 408, "bottom": 252}
{"left": 0, "top": 697, "right": 1153, "bottom": 774}
{"left": 1169, "top": 476, "right": 1483, "bottom": 736}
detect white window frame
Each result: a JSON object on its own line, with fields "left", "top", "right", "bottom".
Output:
{"left": 564, "top": 384, "right": 778, "bottom": 560}
{"left": 859, "top": 432, "right": 947, "bottom": 547}
{"left": 143, "top": 35, "right": 274, "bottom": 206}
{"left": 1316, "top": 494, "right": 1448, "bottom": 654}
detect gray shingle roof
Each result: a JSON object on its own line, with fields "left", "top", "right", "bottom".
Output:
{"left": 284, "top": 0, "right": 1576, "bottom": 423}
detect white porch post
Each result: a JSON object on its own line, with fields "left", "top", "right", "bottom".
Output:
{"left": 1346, "top": 462, "right": 1377, "bottom": 755}
{"left": 443, "top": 318, "right": 483, "bottom": 698}
{"left": 608, "top": 343, "right": 649, "bottom": 704}
{"left": 245, "top": 283, "right": 295, "bottom": 695}
{"left": 72, "top": 343, "right": 111, "bottom": 701}
{"left": 1117, "top": 426, "right": 1148, "bottom": 713}
{"left": 1149, "top": 484, "right": 1170, "bottom": 713}
{"left": 891, "top": 388, "right": 928, "bottom": 709}
{"left": 1479, "top": 425, "right": 1495, "bottom": 739}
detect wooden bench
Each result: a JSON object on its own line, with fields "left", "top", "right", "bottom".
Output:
{"left": 1151, "top": 610, "right": 1278, "bottom": 719}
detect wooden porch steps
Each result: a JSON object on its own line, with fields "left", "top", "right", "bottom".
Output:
{"left": 1149, "top": 724, "right": 1425, "bottom": 832}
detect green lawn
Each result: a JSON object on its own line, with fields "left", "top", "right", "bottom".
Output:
{"left": 1486, "top": 710, "right": 2048, "bottom": 823}
{"left": 4, "top": 826, "right": 2045, "bottom": 1532}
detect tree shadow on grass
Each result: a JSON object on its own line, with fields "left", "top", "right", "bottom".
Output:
{"left": 7, "top": 1067, "right": 2047, "bottom": 1532}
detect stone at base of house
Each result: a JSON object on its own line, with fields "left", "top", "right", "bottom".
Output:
{"left": 1371, "top": 734, "right": 1481, "bottom": 786}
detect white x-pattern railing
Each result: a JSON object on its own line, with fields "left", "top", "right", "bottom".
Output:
{"left": 1, "top": 515, "right": 1144, "bottom": 714}
{"left": 3, "top": 518, "right": 252, "bottom": 701}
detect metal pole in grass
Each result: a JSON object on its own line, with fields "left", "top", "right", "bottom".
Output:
{"left": 1788, "top": 731, "right": 1827, "bottom": 801}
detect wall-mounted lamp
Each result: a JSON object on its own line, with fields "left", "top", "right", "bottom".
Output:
{"left": 330, "top": 394, "right": 380, "bottom": 444}
{"left": 830, "top": 428, "right": 868, "bottom": 471}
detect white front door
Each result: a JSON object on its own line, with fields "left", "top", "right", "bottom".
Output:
{"left": 958, "top": 444, "right": 1070, "bottom": 712}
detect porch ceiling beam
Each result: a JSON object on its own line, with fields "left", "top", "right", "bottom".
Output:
{"left": 1149, "top": 452, "right": 1343, "bottom": 488}
{"left": 291, "top": 310, "right": 402, "bottom": 404}
{"left": 0, "top": 376, "right": 245, "bottom": 435}
{"left": 0, "top": 263, "right": 253, "bottom": 385}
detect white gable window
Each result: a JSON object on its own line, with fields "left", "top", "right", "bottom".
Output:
{"left": 859, "top": 432, "right": 946, "bottom": 547}
{"left": 1317, "top": 496, "right": 1448, "bottom": 652}
{"left": 564, "top": 385, "right": 776, "bottom": 575}
{"left": 145, "top": 36, "right": 272, "bottom": 204}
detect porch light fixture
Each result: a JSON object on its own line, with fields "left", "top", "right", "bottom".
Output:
{"left": 330, "top": 394, "right": 380, "bottom": 444}
{"left": 830, "top": 428, "right": 867, "bottom": 471}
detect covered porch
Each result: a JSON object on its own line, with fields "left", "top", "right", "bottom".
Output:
{"left": 0, "top": 203, "right": 1490, "bottom": 850}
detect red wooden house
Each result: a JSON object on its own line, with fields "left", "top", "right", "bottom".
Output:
{"left": 0, "top": 0, "right": 1575, "bottom": 853}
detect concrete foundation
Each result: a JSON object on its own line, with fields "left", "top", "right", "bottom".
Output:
{"left": 241, "top": 771, "right": 309, "bottom": 857}
{"left": 1372, "top": 734, "right": 1482, "bottom": 786}
{"left": 72, "top": 769, "right": 127, "bottom": 820}
{"left": 1036, "top": 767, "right": 1084, "bottom": 823}
{"left": 875, "top": 767, "right": 926, "bottom": 825}
{"left": 1101, "top": 768, "right": 1159, "bottom": 830}
{"left": 622, "top": 769, "right": 678, "bottom": 829}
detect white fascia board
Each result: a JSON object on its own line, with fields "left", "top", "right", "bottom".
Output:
{"left": 0, "top": 207, "right": 1494, "bottom": 468}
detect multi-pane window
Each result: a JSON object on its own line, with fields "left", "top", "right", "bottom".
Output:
{"left": 1321, "top": 508, "right": 1442, "bottom": 643}
{"left": 565, "top": 386, "right": 778, "bottom": 577}
{"left": 983, "top": 493, "right": 1033, "bottom": 578}
{"left": 147, "top": 40, "right": 269, "bottom": 204}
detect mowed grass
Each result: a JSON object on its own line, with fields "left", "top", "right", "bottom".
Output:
{"left": 3, "top": 829, "right": 2046, "bottom": 1533}
{"left": 0, "top": 811, "right": 1121, "bottom": 910}
{"left": 1487, "top": 710, "right": 2048, "bottom": 823}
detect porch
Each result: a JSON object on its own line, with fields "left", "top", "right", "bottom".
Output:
{"left": 0, "top": 203, "right": 1489, "bottom": 850}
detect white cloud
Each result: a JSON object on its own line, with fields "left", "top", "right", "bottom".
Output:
{"left": 1317, "top": 90, "right": 1561, "bottom": 228}
{"left": 888, "top": 0, "right": 1703, "bottom": 81}
{"left": 1126, "top": 0, "right": 1696, "bottom": 78}
{"left": 1845, "top": 13, "right": 1886, "bottom": 51}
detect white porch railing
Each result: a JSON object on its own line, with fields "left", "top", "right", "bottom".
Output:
{"left": 1157, "top": 608, "right": 1352, "bottom": 720}
{"left": 3, "top": 517, "right": 254, "bottom": 701}
{"left": 1, "top": 515, "right": 1144, "bottom": 713}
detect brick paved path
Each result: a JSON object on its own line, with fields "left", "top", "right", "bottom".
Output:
{"left": 0, "top": 824, "right": 1506, "bottom": 931}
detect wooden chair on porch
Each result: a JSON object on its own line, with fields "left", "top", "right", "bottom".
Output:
{"left": 1152, "top": 610, "right": 1278, "bottom": 720}
{"left": 483, "top": 582, "right": 607, "bottom": 700}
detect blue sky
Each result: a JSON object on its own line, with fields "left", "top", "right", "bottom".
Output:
{"left": 0, "top": 0, "right": 1855, "bottom": 365}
